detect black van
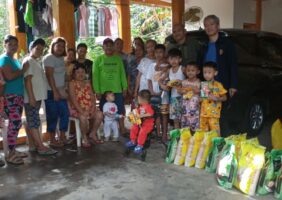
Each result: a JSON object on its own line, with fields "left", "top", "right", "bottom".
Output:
{"left": 188, "top": 29, "right": 282, "bottom": 136}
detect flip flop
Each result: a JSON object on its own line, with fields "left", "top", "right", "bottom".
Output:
{"left": 49, "top": 141, "right": 64, "bottom": 148}
{"left": 37, "top": 148, "right": 58, "bottom": 156}
{"left": 82, "top": 142, "right": 91, "bottom": 148}
{"left": 90, "top": 138, "right": 104, "bottom": 145}
{"left": 15, "top": 151, "right": 28, "bottom": 158}
{"left": 6, "top": 154, "right": 24, "bottom": 165}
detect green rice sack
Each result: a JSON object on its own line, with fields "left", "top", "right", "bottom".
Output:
{"left": 275, "top": 166, "right": 282, "bottom": 199}
{"left": 165, "top": 129, "right": 180, "bottom": 164}
{"left": 205, "top": 137, "right": 226, "bottom": 173}
{"left": 216, "top": 140, "right": 238, "bottom": 189}
{"left": 257, "top": 150, "right": 282, "bottom": 195}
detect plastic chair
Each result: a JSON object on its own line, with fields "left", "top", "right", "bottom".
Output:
{"left": 66, "top": 117, "right": 82, "bottom": 147}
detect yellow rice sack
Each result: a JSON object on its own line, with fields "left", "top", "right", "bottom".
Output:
{"left": 234, "top": 141, "right": 266, "bottom": 196}
{"left": 174, "top": 128, "right": 192, "bottom": 166}
{"left": 271, "top": 119, "right": 282, "bottom": 150}
{"left": 225, "top": 133, "right": 247, "bottom": 160}
{"left": 195, "top": 131, "right": 219, "bottom": 169}
{"left": 184, "top": 130, "right": 205, "bottom": 167}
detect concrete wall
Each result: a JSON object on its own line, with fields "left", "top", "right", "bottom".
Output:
{"left": 185, "top": 0, "right": 234, "bottom": 30}
{"left": 234, "top": 0, "right": 282, "bottom": 35}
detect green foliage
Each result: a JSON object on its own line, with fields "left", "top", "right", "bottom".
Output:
{"left": 0, "top": 1, "right": 9, "bottom": 54}
{"left": 130, "top": 5, "right": 172, "bottom": 43}
{"left": 76, "top": 37, "right": 103, "bottom": 61}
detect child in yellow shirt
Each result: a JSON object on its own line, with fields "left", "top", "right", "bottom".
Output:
{"left": 200, "top": 62, "right": 227, "bottom": 135}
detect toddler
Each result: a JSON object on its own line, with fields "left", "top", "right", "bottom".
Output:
{"left": 103, "top": 91, "right": 122, "bottom": 142}
{"left": 126, "top": 90, "right": 154, "bottom": 154}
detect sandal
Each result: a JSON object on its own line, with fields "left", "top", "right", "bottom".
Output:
{"left": 37, "top": 148, "right": 58, "bottom": 156}
{"left": 89, "top": 138, "right": 104, "bottom": 145}
{"left": 82, "top": 141, "right": 91, "bottom": 148}
{"left": 15, "top": 150, "right": 28, "bottom": 158}
{"left": 6, "top": 153, "right": 24, "bottom": 165}
{"left": 49, "top": 141, "right": 64, "bottom": 148}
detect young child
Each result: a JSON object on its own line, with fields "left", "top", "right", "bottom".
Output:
{"left": 103, "top": 91, "right": 122, "bottom": 142}
{"left": 126, "top": 90, "right": 154, "bottom": 154}
{"left": 200, "top": 61, "right": 227, "bottom": 134}
{"left": 178, "top": 62, "right": 201, "bottom": 133}
{"left": 147, "top": 44, "right": 168, "bottom": 139}
{"left": 160, "top": 48, "right": 185, "bottom": 129}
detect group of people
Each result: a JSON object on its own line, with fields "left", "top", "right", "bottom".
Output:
{"left": 0, "top": 14, "right": 237, "bottom": 165}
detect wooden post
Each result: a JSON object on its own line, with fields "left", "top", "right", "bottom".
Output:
{"left": 172, "top": 0, "right": 185, "bottom": 27}
{"left": 116, "top": 0, "right": 131, "bottom": 53}
{"left": 52, "top": 0, "right": 76, "bottom": 49}
{"left": 8, "top": 0, "right": 27, "bottom": 57}
{"left": 256, "top": 0, "right": 262, "bottom": 30}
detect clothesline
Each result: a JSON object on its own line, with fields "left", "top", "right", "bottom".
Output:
{"left": 87, "top": 1, "right": 129, "bottom": 6}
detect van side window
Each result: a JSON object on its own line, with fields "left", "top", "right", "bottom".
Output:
{"left": 259, "top": 37, "right": 282, "bottom": 62}
{"left": 231, "top": 35, "right": 257, "bottom": 55}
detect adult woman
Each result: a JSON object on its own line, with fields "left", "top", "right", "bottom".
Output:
{"left": 43, "top": 37, "right": 69, "bottom": 147}
{"left": 127, "top": 44, "right": 145, "bottom": 98}
{"left": 23, "top": 38, "right": 57, "bottom": 155}
{"left": 68, "top": 63, "right": 103, "bottom": 146}
{"left": 0, "top": 35, "right": 28, "bottom": 165}
{"left": 64, "top": 48, "right": 76, "bottom": 83}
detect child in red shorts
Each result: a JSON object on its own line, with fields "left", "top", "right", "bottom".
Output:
{"left": 126, "top": 90, "right": 154, "bottom": 154}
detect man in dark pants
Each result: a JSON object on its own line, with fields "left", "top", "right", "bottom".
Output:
{"left": 202, "top": 15, "right": 238, "bottom": 136}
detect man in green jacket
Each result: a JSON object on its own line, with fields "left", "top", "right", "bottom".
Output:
{"left": 93, "top": 38, "right": 128, "bottom": 135}
{"left": 166, "top": 24, "right": 201, "bottom": 66}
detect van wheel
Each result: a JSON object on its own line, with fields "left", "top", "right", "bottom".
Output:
{"left": 244, "top": 99, "right": 265, "bottom": 136}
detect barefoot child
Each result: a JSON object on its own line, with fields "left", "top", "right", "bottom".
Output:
{"left": 178, "top": 62, "right": 201, "bottom": 133}
{"left": 200, "top": 62, "right": 227, "bottom": 134}
{"left": 126, "top": 90, "right": 154, "bottom": 154}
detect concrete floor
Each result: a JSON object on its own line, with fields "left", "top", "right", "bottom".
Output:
{"left": 0, "top": 128, "right": 277, "bottom": 200}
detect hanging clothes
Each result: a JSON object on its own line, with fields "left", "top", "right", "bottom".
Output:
{"left": 16, "top": 0, "right": 27, "bottom": 33}
{"left": 110, "top": 7, "right": 120, "bottom": 38}
{"left": 32, "top": 0, "right": 53, "bottom": 37}
{"left": 24, "top": 0, "right": 34, "bottom": 27}
{"left": 42, "top": 0, "right": 54, "bottom": 31}
{"left": 79, "top": 3, "right": 90, "bottom": 38}
{"left": 98, "top": 7, "right": 106, "bottom": 36}
{"left": 104, "top": 7, "right": 112, "bottom": 36}
{"left": 88, "top": 6, "right": 99, "bottom": 37}
{"left": 74, "top": 10, "right": 80, "bottom": 40}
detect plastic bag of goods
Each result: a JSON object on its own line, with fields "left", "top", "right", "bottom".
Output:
{"left": 205, "top": 137, "right": 226, "bottom": 173}
{"left": 184, "top": 130, "right": 205, "bottom": 167}
{"left": 195, "top": 131, "right": 219, "bottom": 169}
{"left": 174, "top": 128, "right": 192, "bottom": 166}
{"left": 225, "top": 133, "right": 247, "bottom": 160}
{"left": 216, "top": 140, "right": 238, "bottom": 189}
{"left": 257, "top": 150, "right": 282, "bottom": 195}
{"left": 271, "top": 119, "right": 282, "bottom": 150}
{"left": 165, "top": 129, "right": 180, "bottom": 164}
{"left": 274, "top": 166, "right": 282, "bottom": 199}
{"left": 234, "top": 141, "right": 266, "bottom": 196}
